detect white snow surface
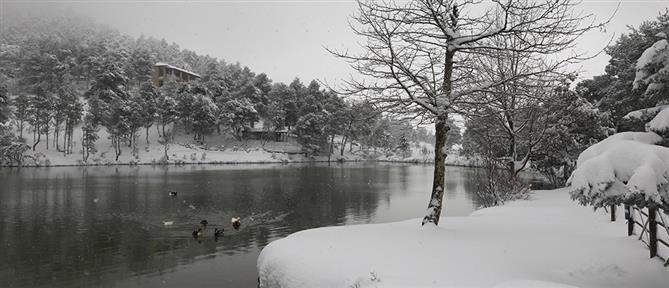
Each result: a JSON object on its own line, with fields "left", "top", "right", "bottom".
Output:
{"left": 257, "top": 189, "right": 669, "bottom": 288}
{"left": 575, "top": 131, "right": 662, "bottom": 167}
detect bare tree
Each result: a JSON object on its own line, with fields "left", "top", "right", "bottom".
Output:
{"left": 468, "top": 35, "right": 563, "bottom": 177}
{"left": 330, "top": 0, "right": 608, "bottom": 226}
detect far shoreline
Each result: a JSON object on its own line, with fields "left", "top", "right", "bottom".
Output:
{"left": 0, "top": 158, "right": 482, "bottom": 169}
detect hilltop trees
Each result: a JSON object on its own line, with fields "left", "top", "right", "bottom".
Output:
{"left": 86, "top": 60, "right": 131, "bottom": 161}
{"left": 0, "top": 9, "right": 439, "bottom": 165}
{"left": 190, "top": 94, "right": 219, "bottom": 143}
{"left": 137, "top": 82, "right": 158, "bottom": 143}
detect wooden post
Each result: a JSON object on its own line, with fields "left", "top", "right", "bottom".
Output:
{"left": 625, "top": 205, "right": 633, "bottom": 236}
{"left": 610, "top": 204, "right": 616, "bottom": 222}
{"left": 649, "top": 207, "right": 658, "bottom": 258}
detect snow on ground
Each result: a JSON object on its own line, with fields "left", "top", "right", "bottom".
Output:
{"left": 17, "top": 123, "right": 367, "bottom": 166}
{"left": 377, "top": 141, "right": 480, "bottom": 167}
{"left": 257, "top": 188, "right": 669, "bottom": 288}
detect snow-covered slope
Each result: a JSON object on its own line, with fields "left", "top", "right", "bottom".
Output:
{"left": 18, "top": 123, "right": 367, "bottom": 166}
{"left": 257, "top": 189, "right": 669, "bottom": 288}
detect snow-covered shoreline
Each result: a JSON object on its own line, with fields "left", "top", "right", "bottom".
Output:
{"left": 257, "top": 188, "right": 669, "bottom": 288}
{"left": 6, "top": 123, "right": 480, "bottom": 168}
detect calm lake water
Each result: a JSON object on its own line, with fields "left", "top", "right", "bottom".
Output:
{"left": 0, "top": 163, "right": 489, "bottom": 288}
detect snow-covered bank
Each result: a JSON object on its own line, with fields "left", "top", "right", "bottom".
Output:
{"left": 10, "top": 123, "right": 370, "bottom": 167}
{"left": 376, "top": 154, "right": 481, "bottom": 167}
{"left": 11, "top": 123, "right": 474, "bottom": 167}
{"left": 257, "top": 189, "right": 669, "bottom": 288}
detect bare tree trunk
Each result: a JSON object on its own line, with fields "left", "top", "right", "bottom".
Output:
{"left": 82, "top": 134, "right": 87, "bottom": 162}
{"left": 422, "top": 51, "right": 454, "bottom": 226}
{"left": 328, "top": 135, "right": 335, "bottom": 163}
{"left": 32, "top": 124, "right": 40, "bottom": 151}
{"left": 66, "top": 122, "right": 72, "bottom": 155}
{"left": 146, "top": 126, "right": 150, "bottom": 144}
{"left": 340, "top": 135, "right": 348, "bottom": 156}
{"left": 54, "top": 120, "right": 59, "bottom": 151}
{"left": 422, "top": 115, "right": 449, "bottom": 226}
{"left": 45, "top": 123, "right": 49, "bottom": 150}
{"left": 64, "top": 121, "right": 68, "bottom": 155}
{"left": 115, "top": 135, "right": 122, "bottom": 161}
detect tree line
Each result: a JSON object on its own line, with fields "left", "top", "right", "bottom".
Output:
{"left": 0, "top": 11, "right": 440, "bottom": 164}
{"left": 459, "top": 9, "right": 669, "bottom": 199}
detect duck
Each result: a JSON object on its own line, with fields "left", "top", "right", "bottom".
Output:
{"left": 200, "top": 219, "right": 208, "bottom": 227}
{"left": 168, "top": 191, "right": 177, "bottom": 197}
{"left": 162, "top": 221, "right": 174, "bottom": 226}
{"left": 214, "top": 228, "right": 224, "bottom": 237}
{"left": 231, "top": 217, "right": 241, "bottom": 229}
{"left": 192, "top": 227, "right": 203, "bottom": 238}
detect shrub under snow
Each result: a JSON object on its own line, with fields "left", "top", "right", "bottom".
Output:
{"left": 568, "top": 114, "right": 669, "bottom": 210}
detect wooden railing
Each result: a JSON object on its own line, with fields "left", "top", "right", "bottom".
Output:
{"left": 617, "top": 204, "right": 669, "bottom": 266}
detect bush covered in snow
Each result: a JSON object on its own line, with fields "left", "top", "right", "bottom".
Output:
{"left": 569, "top": 27, "right": 669, "bottom": 211}
{"left": 567, "top": 131, "right": 669, "bottom": 210}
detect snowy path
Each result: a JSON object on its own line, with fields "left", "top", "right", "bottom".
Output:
{"left": 257, "top": 189, "right": 669, "bottom": 288}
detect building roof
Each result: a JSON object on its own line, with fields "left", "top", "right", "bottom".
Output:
{"left": 155, "top": 62, "right": 201, "bottom": 78}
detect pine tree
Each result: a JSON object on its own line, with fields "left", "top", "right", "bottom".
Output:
{"left": 81, "top": 113, "right": 99, "bottom": 162}
{"left": 86, "top": 59, "right": 131, "bottom": 161}
{"left": 137, "top": 81, "right": 158, "bottom": 144}
{"left": 190, "top": 95, "right": 218, "bottom": 143}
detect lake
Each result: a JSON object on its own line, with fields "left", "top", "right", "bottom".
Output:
{"left": 0, "top": 163, "right": 489, "bottom": 287}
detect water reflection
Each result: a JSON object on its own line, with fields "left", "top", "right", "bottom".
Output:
{"left": 0, "top": 163, "right": 487, "bottom": 287}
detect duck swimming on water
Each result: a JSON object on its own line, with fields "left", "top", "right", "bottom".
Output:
{"left": 168, "top": 191, "right": 177, "bottom": 197}
{"left": 231, "top": 217, "right": 241, "bottom": 229}
{"left": 200, "top": 219, "right": 208, "bottom": 227}
{"left": 214, "top": 228, "right": 224, "bottom": 238}
{"left": 192, "top": 227, "right": 203, "bottom": 238}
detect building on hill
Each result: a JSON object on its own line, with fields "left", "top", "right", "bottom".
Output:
{"left": 243, "top": 120, "right": 289, "bottom": 142}
{"left": 151, "top": 62, "right": 201, "bottom": 87}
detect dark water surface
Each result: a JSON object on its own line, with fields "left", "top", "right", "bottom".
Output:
{"left": 0, "top": 163, "right": 488, "bottom": 287}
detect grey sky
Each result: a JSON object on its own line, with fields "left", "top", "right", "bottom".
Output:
{"left": 3, "top": 0, "right": 669, "bottom": 84}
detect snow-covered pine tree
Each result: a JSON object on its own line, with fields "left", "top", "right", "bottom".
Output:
{"left": 568, "top": 20, "right": 669, "bottom": 210}
{"left": 86, "top": 59, "right": 131, "bottom": 161}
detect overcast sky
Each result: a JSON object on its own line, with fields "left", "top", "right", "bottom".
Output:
{"left": 2, "top": 0, "right": 668, "bottom": 84}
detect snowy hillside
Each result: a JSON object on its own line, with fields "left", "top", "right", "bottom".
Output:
{"left": 18, "top": 122, "right": 369, "bottom": 166}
